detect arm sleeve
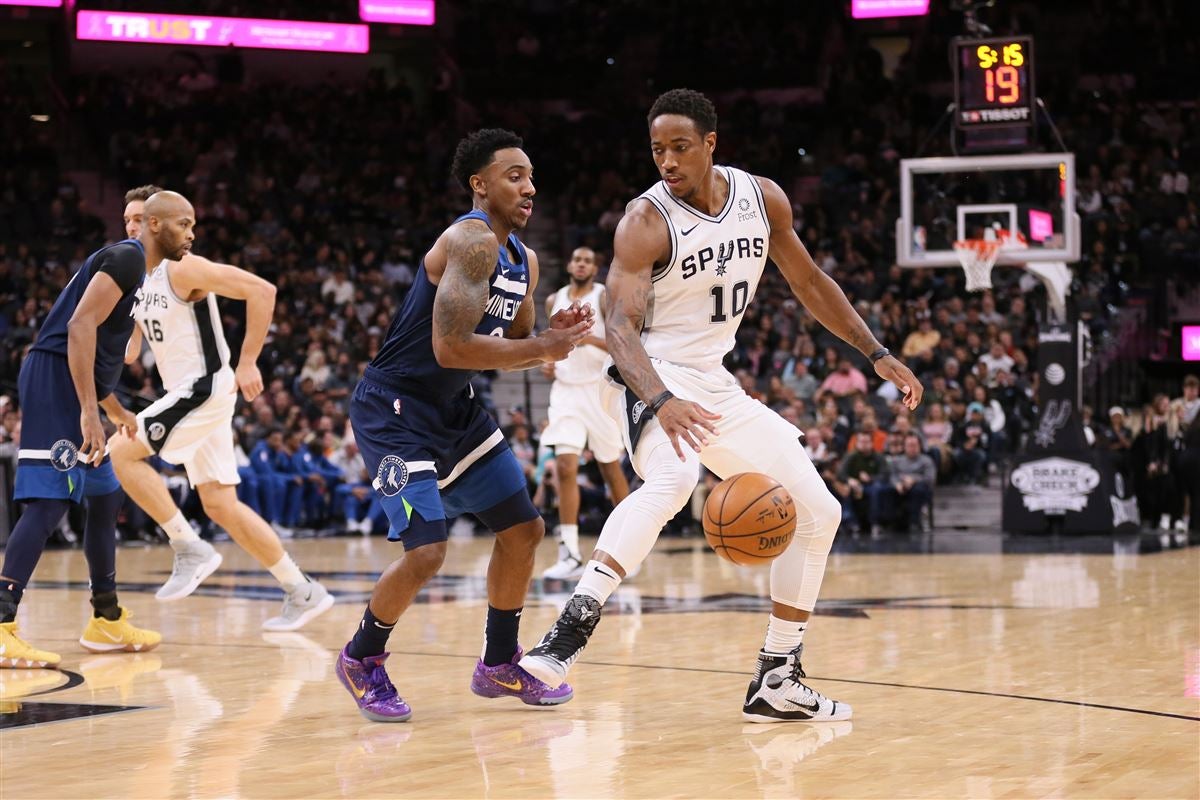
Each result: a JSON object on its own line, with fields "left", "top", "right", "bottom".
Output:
{"left": 96, "top": 244, "right": 145, "bottom": 294}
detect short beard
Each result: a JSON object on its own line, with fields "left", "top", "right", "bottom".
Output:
{"left": 570, "top": 274, "right": 591, "bottom": 288}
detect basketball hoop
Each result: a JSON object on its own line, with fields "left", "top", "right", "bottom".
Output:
{"left": 953, "top": 228, "right": 1026, "bottom": 292}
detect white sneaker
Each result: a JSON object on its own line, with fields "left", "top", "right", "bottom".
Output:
{"left": 742, "top": 644, "right": 852, "bottom": 723}
{"left": 1158, "top": 514, "right": 1171, "bottom": 531}
{"left": 262, "top": 581, "right": 335, "bottom": 631}
{"left": 542, "top": 552, "right": 585, "bottom": 581}
{"left": 1174, "top": 518, "right": 1188, "bottom": 533}
{"left": 156, "top": 539, "right": 223, "bottom": 602}
{"left": 272, "top": 523, "right": 295, "bottom": 539}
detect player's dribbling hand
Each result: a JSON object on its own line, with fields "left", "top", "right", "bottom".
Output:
{"left": 539, "top": 318, "right": 592, "bottom": 361}
{"left": 79, "top": 410, "right": 107, "bottom": 466}
{"left": 657, "top": 398, "right": 721, "bottom": 460}
{"left": 874, "top": 355, "right": 924, "bottom": 410}
{"left": 549, "top": 301, "right": 595, "bottom": 330}
{"left": 236, "top": 363, "right": 264, "bottom": 402}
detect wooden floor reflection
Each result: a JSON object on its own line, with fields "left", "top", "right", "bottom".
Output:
{"left": 1, "top": 535, "right": 1197, "bottom": 799}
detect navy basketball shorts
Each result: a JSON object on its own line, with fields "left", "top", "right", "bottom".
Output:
{"left": 349, "top": 377, "right": 538, "bottom": 550}
{"left": 14, "top": 351, "right": 121, "bottom": 503}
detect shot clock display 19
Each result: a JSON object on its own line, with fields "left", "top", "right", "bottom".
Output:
{"left": 954, "top": 35, "right": 1035, "bottom": 130}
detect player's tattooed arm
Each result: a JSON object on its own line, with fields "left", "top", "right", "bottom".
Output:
{"left": 434, "top": 222, "right": 587, "bottom": 370}
{"left": 610, "top": 203, "right": 721, "bottom": 458}
{"left": 758, "top": 175, "right": 923, "bottom": 408}
{"left": 606, "top": 205, "right": 670, "bottom": 402}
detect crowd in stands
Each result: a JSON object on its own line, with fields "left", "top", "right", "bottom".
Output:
{"left": 2, "top": 1, "right": 1199, "bottom": 541}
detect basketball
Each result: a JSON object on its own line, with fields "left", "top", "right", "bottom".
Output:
{"left": 703, "top": 473, "right": 796, "bottom": 565}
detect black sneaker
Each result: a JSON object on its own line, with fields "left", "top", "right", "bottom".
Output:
{"left": 742, "top": 644, "right": 853, "bottom": 723}
{"left": 516, "top": 595, "right": 601, "bottom": 687}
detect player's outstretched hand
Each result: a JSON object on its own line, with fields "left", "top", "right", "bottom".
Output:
{"left": 109, "top": 404, "right": 138, "bottom": 439}
{"left": 539, "top": 319, "right": 592, "bottom": 361}
{"left": 79, "top": 410, "right": 107, "bottom": 466}
{"left": 657, "top": 398, "right": 721, "bottom": 460}
{"left": 549, "top": 301, "right": 595, "bottom": 330}
{"left": 236, "top": 363, "right": 264, "bottom": 402}
{"left": 875, "top": 355, "right": 924, "bottom": 410}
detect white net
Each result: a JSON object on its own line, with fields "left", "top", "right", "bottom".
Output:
{"left": 952, "top": 238, "right": 1002, "bottom": 292}
{"left": 953, "top": 228, "right": 1027, "bottom": 292}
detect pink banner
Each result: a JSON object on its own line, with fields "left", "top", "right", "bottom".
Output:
{"left": 851, "top": 0, "right": 929, "bottom": 19}
{"left": 1183, "top": 326, "right": 1200, "bottom": 361}
{"left": 76, "top": 10, "right": 369, "bottom": 53}
{"left": 1028, "top": 209, "right": 1054, "bottom": 242}
{"left": 359, "top": 0, "right": 434, "bottom": 25}
{"left": 0, "top": 0, "right": 63, "bottom": 7}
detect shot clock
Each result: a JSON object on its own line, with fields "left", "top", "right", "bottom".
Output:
{"left": 953, "top": 35, "right": 1035, "bottom": 130}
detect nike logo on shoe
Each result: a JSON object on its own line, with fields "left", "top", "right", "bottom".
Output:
{"left": 99, "top": 628, "right": 125, "bottom": 643}
{"left": 492, "top": 676, "right": 522, "bottom": 691}
{"left": 785, "top": 697, "right": 820, "bottom": 713}
{"left": 681, "top": 224, "right": 699, "bottom": 236}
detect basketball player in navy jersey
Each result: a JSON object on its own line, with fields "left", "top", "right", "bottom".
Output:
{"left": 0, "top": 192, "right": 166, "bottom": 668}
{"left": 335, "top": 129, "right": 593, "bottom": 722}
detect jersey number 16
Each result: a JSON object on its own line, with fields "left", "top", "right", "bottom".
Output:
{"left": 142, "top": 318, "right": 164, "bottom": 342}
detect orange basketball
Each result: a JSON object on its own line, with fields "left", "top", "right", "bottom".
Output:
{"left": 703, "top": 473, "right": 796, "bottom": 566}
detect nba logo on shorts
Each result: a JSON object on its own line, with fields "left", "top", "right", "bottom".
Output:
{"left": 49, "top": 439, "right": 79, "bottom": 472}
{"left": 149, "top": 422, "right": 167, "bottom": 442}
{"left": 375, "top": 455, "right": 409, "bottom": 497}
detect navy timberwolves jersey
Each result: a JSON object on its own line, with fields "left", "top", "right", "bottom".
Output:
{"left": 365, "top": 210, "right": 529, "bottom": 398}
{"left": 32, "top": 239, "right": 144, "bottom": 399}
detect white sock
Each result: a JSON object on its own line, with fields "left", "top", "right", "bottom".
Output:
{"left": 763, "top": 614, "right": 807, "bottom": 655}
{"left": 162, "top": 510, "right": 199, "bottom": 543}
{"left": 268, "top": 553, "right": 307, "bottom": 589}
{"left": 559, "top": 524, "right": 580, "bottom": 560}
{"left": 574, "top": 560, "right": 621, "bottom": 606}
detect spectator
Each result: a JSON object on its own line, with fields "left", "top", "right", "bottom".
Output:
{"left": 818, "top": 357, "right": 868, "bottom": 399}
{"left": 835, "top": 431, "right": 891, "bottom": 536}
{"left": 952, "top": 403, "right": 991, "bottom": 486}
{"left": 884, "top": 434, "right": 936, "bottom": 532}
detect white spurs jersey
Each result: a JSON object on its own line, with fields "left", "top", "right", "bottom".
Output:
{"left": 133, "top": 260, "right": 231, "bottom": 391}
{"left": 548, "top": 282, "right": 607, "bottom": 384}
{"left": 636, "top": 165, "right": 771, "bottom": 370}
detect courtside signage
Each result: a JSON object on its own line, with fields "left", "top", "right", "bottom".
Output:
{"left": 0, "top": 0, "right": 62, "bottom": 6}
{"left": 851, "top": 0, "right": 929, "bottom": 19}
{"left": 359, "top": 0, "right": 435, "bottom": 25}
{"left": 76, "top": 10, "right": 370, "bottom": 53}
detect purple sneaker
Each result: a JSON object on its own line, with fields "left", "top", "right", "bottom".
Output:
{"left": 335, "top": 645, "right": 413, "bottom": 722}
{"left": 470, "top": 647, "right": 574, "bottom": 706}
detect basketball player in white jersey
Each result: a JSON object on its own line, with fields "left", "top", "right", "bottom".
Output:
{"left": 521, "top": 90, "right": 923, "bottom": 722}
{"left": 108, "top": 191, "right": 334, "bottom": 631}
{"left": 539, "top": 247, "right": 630, "bottom": 580}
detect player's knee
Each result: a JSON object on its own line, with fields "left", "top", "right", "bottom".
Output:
{"left": 645, "top": 460, "right": 697, "bottom": 511}
{"left": 793, "top": 486, "right": 842, "bottom": 544}
{"left": 498, "top": 515, "right": 545, "bottom": 552}
{"left": 403, "top": 540, "right": 447, "bottom": 580}
{"left": 199, "top": 487, "right": 240, "bottom": 525}
{"left": 108, "top": 435, "right": 147, "bottom": 463}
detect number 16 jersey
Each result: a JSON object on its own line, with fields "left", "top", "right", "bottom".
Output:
{"left": 133, "top": 260, "right": 231, "bottom": 392}
{"left": 634, "top": 165, "right": 771, "bottom": 372}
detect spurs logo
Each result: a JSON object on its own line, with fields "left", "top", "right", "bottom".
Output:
{"left": 1035, "top": 399, "right": 1071, "bottom": 448}
{"left": 631, "top": 400, "right": 647, "bottom": 424}
{"left": 716, "top": 241, "right": 733, "bottom": 276}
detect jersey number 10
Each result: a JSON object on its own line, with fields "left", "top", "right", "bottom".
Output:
{"left": 710, "top": 281, "right": 749, "bottom": 323}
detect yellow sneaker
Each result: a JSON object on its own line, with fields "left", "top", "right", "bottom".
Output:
{"left": 79, "top": 608, "right": 162, "bottom": 654}
{"left": 0, "top": 621, "right": 61, "bottom": 668}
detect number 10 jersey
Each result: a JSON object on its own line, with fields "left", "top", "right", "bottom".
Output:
{"left": 633, "top": 165, "right": 771, "bottom": 372}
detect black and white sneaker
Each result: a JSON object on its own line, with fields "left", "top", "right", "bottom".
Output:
{"left": 517, "top": 595, "right": 601, "bottom": 688}
{"left": 742, "top": 644, "right": 852, "bottom": 723}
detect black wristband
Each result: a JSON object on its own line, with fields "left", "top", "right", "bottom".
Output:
{"left": 648, "top": 390, "right": 675, "bottom": 413}
{"left": 868, "top": 347, "right": 891, "bottom": 364}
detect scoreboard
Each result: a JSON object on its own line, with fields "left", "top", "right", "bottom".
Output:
{"left": 953, "top": 35, "right": 1035, "bottom": 131}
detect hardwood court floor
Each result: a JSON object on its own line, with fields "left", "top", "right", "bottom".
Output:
{"left": 1, "top": 535, "right": 1197, "bottom": 799}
